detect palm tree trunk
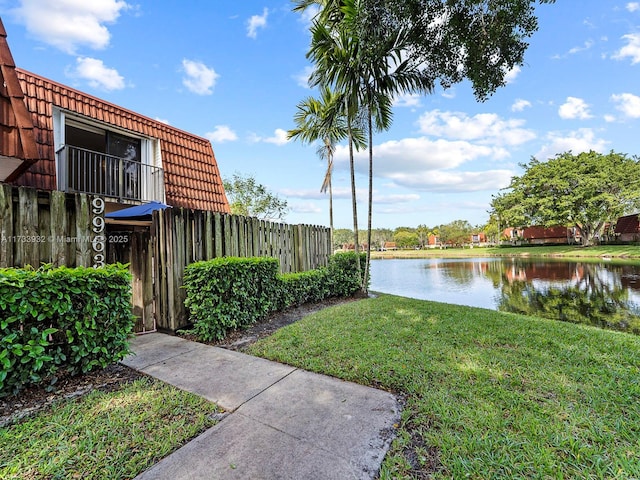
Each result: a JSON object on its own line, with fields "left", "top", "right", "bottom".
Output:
{"left": 328, "top": 151, "right": 334, "bottom": 251}
{"left": 363, "top": 101, "right": 373, "bottom": 294}
{"left": 347, "top": 115, "right": 361, "bottom": 280}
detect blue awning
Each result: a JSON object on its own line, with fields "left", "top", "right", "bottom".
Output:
{"left": 105, "top": 201, "right": 170, "bottom": 219}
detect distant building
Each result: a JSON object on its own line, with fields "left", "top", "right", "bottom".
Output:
{"left": 615, "top": 214, "right": 640, "bottom": 243}
{"left": 471, "top": 232, "right": 487, "bottom": 245}
{"left": 522, "top": 226, "right": 579, "bottom": 245}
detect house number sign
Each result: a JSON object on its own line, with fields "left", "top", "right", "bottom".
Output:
{"left": 92, "top": 197, "right": 106, "bottom": 268}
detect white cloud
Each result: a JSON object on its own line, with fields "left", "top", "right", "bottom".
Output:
{"left": 393, "top": 93, "right": 422, "bottom": 108}
{"left": 252, "top": 128, "right": 289, "bottom": 146}
{"left": 535, "top": 129, "right": 608, "bottom": 160}
{"left": 614, "top": 33, "right": 640, "bottom": 64}
{"left": 205, "top": 125, "right": 238, "bottom": 143}
{"left": 441, "top": 88, "right": 456, "bottom": 99}
{"left": 558, "top": 97, "right": 593, "bottom": 120}
{"left": 611, "top": 93, "right": 640, "bottom": 118}
{"left": 417, "top": 110, "right": 536, "bottom": 146}
{"left": 386, "top": 169, "right": 513, "bottom": 193}
{"left": 281, "top": 186, "right": 358, "bottom": 200}
{"left": 296, "top": 5, "right": 319, "bottom": 26}
{"left": 290, "top": 202, "right": 322, "bottom": 214}
{"left": 552, "top": 40, "right": 595, "bottom": 60}
{"left": 334, "top": 137, "right": 496, "bottom": 177}
{"left": 329, "top": 133, "right": 515, "bottom": 193}
{"left": 70, "top": 57, "right": 125, "bottom": 90}
{"left": 604, "top": 114, "right": 616, "bottom": 123}
{"left": 373, "top": 193, "right": 421, "bottom": 204}
{"left": 14, "top": 0, "right": 129, "bottom": 54}
{"left": 266, "top": 129, "right": 289, "bottom": 145}
{"left": 181, "top": 59, "right": 219, "bottom": 95}
{"left": 504, "top": 65, "right": 521, "bottom": 84}
{"left": 568, "top": 40, "right": 594, "bottom": 55}
{"left": 511, "top": 99, "right": 532, "bottom": 112}
{"left": 247, "top": 8, "right": 268, "bottom": 39}
{"left": 293, "top": 66, "right": 314, "bottom": 89}
{"left": 627, "top": 2, "right": 640, "bottom": 12}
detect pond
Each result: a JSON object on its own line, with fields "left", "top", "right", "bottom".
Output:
{"left": 369, "top": 257, "right": 640, "bottom": 334}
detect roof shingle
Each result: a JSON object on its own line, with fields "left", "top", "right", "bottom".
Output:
{"left": 0, "top": 18, "right": 40, "bottom": 181}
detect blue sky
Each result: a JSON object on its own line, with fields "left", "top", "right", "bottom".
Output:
{"left": 1, "top": 1, "right": 640, "bottom": 230}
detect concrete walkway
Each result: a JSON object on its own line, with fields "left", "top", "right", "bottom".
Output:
{"left": 121, "top": 333, "right": 400, "bottom": 480}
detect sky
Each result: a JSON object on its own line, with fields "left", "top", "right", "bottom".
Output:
{"left": 1, "top": 1, "right": 639, "bottom": 231}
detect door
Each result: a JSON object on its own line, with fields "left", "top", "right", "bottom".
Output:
{"left": 106, "top": 224, "right": 156, "bottom": 333}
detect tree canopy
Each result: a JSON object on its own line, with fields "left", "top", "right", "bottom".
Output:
{"left": 223, "top": 173, "right": 289, "bottom": 221}
{"left": 352, "top": 0, "right": 556, "bottom": 101}
{"left": 490, "top": 151, "right": 640, "bottom": 246}
{"left": 438, "top": 219, "right": 474, "bottom": 246}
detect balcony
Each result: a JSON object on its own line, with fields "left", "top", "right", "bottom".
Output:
{"left": 57, "top": 145, "right": 164, "bottom": 202}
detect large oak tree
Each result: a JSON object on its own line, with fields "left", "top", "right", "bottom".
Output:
{"left": 490, "top": 151, "right": 640, "bottom": 246}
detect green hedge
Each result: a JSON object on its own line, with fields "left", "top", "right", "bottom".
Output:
{"left": 183, "top": 252, "right": 368, "bottom": 341}
{"left": 0, "top": 264, "right": 134, "bottom": 397}
{"left": 184, "top": 257, "right": 281, "bottom": 341}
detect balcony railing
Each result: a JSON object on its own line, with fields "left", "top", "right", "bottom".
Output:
{"left": 57, "top": 145, "right": 164, "bottom": 202}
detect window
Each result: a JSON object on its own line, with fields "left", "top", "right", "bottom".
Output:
{"left": 54, "top": 109, "right": 164, "bottom": 202}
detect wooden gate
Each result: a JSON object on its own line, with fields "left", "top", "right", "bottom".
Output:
{"left": 106, "top": 223, "right": 156, "bottom": 333}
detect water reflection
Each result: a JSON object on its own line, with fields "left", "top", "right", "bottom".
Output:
{"left": 370, "top": 258, "right": 640, "bottom": 334}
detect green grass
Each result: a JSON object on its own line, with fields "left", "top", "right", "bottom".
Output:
{"left": 0, "top": 377, "right": 219, "bottom": 479}
{"left": 371, "top": 244, "right": 640, "bottom": 260}
{"left": 248, "top": 294, "right": 640, "bottom": 479}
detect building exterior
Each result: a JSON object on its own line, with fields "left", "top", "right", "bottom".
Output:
{"left": 0, "top": 18, "right": 229, "bottom": 215}
{"left": 614, "top": 214, "right": 640, "bottom": 243}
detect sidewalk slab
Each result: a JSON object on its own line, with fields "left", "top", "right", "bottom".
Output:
{"left": 235, "top": 368, "right": 397, "bottom": 474}
{"left": 123, "top": 333, "right": 400, "bottom": 480}
{"left": 122, "top": 333, "right": 296, "bottom": 411}
{"left": 136, "top": 414, "right": 361, "bottom": 480}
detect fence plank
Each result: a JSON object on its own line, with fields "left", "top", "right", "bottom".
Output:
{"left": 49, "top": 191, "right": 67, "bottom": 266}
{"left": 205, "top": 210, "right": 214, "bottom": 259}
{"left": 214, "top": 212, "right": 223, "bottom": 258}
{"left": 16, "top": 187, "right": 39, "bottom": 267}
{"left": 0, "top": 184, "right": 14, "bottom": 267}
{"left": 74, "top": 193, "right": 92, "bottom": 267}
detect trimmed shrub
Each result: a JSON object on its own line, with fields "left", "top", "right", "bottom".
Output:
{"left": 0, "top": 264, "right": 133, "bottom": 397}
{"left": 327, "top": 251, "right": 368, "bottom": 297}
{"left": 183, "top": 257, "right": 281, "bottom": 341}
{"left": 183, "top": 252, "right": 369, "bottom": 341}
{"left": 278, "top": 268, "right": 332, "bottom": 309}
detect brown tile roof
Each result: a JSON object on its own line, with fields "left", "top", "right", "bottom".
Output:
{"left": 522, "top": 226, "right": 569, "bottom": 240}
{"left": 12, "top": 68, "right": 230, "bottom": 212}
{"left": 615, "top": 214, "right": 640, "bottom": 235}
{"left": 0, "top": 18, "right": 40, "bottom": 181}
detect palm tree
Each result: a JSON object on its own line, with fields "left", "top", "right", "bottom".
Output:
{"left": 306, "top": 14, "right": 366, "bottom": 278}
{"left": 287, "top": 86, "right": 364, "bottom": 249}
{"left": 356, "top": 6, "right": 434, "bottom": 291}
{"left": 307, "top": 0, "right": 434, "bottom": 292}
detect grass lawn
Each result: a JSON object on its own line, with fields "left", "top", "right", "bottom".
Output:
{"left": 248, "top": 294, "right": 640, "bottom": 479}
{"left": 0, "top": 377, "right": 219, "bottom": 479}
{"left": 371, "top": 244, "right": 640, "bottom": 260}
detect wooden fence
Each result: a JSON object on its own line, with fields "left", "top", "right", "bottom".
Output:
{"left": 0, "top": 185, "right": 96, "bottom": 269}
{"left": 0, "top": 185, "right": 331, "bottom": 332}
{"left": 151, "top": 207, "right": 331, "bottom": 331}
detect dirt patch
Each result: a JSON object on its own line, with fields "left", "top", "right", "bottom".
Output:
{"left": 0, "top": 363, "right": 144, "bottom": 427}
